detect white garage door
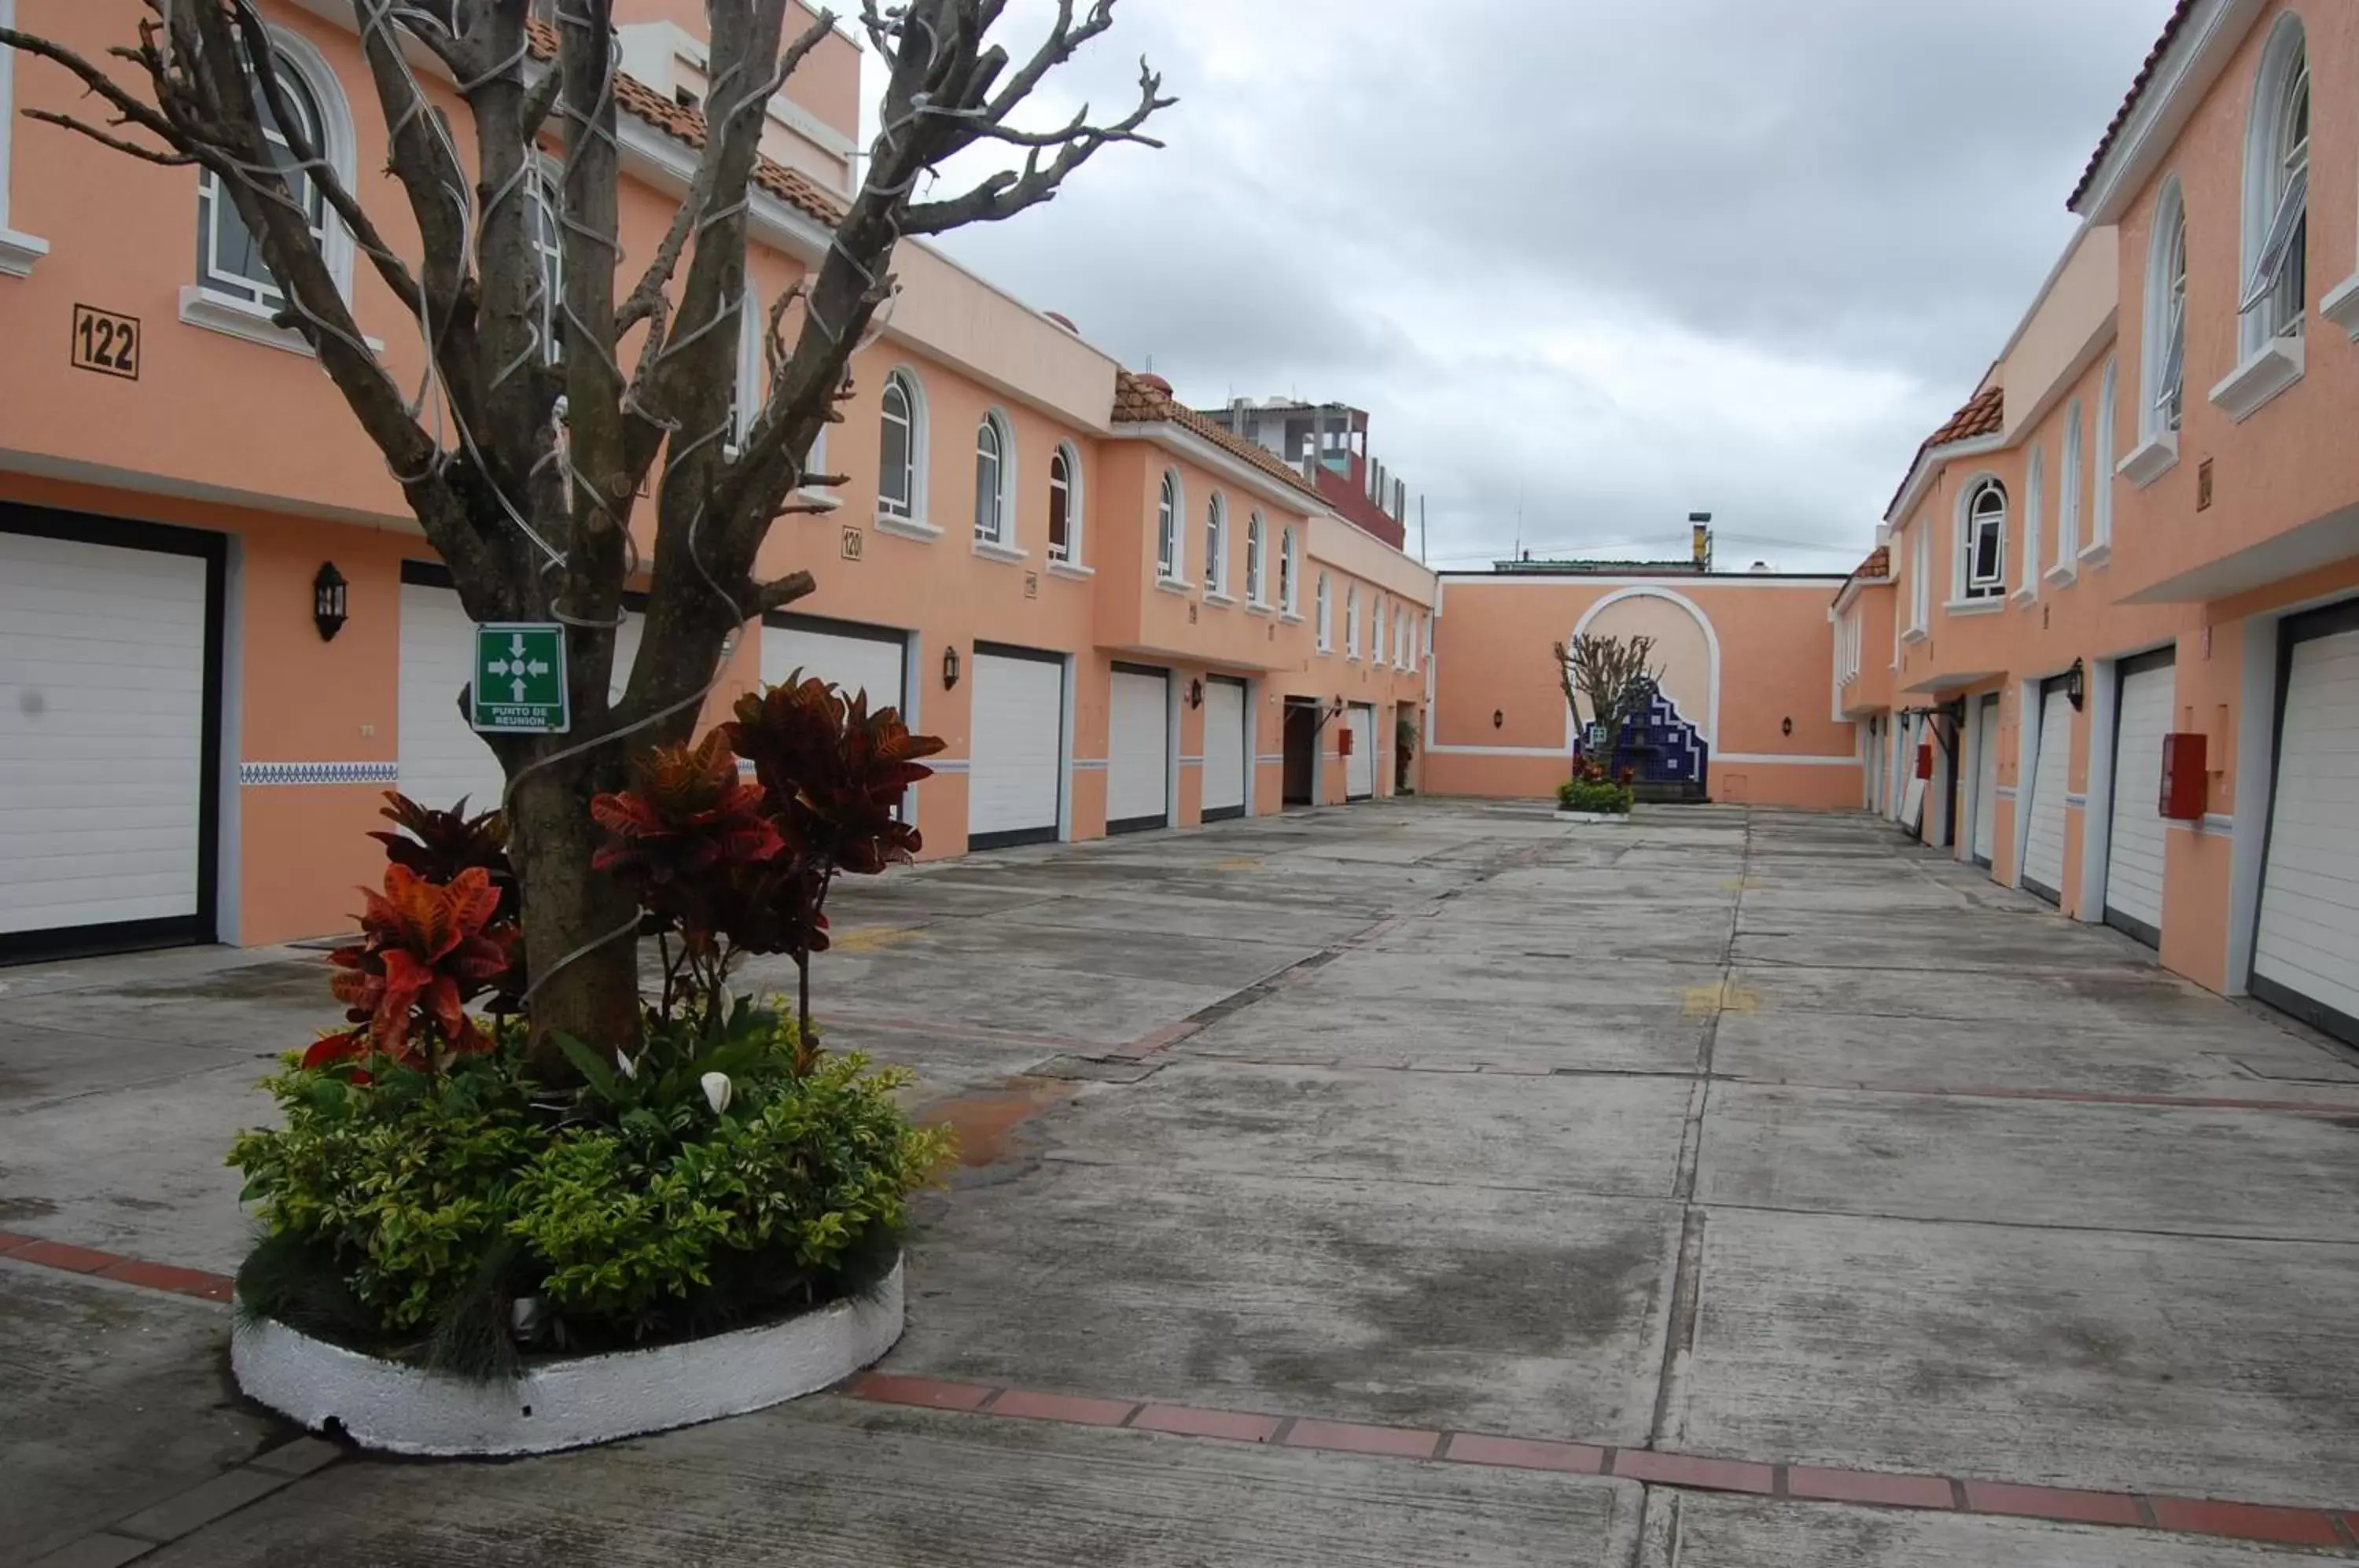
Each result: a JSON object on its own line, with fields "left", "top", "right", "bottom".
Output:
{"left": 760, "top": 615, "right": 907, "bottom": 713}
{"left": 2021, "top": 685, "right": 2072, "bottom": 903}
{"left": 2251, "top": 613, "right": 2359, "bottom": 1043}
{"left": 1, "top": 520, "right": 219, "bottom": 952}
{"left": 398, "top": 569, "right": 641, "bottom": 815}
{"left": 1344, "top": 703, "right": 1376, "bottom": 801}
{"left": 1971, "top": 694, "right": 2000, "bottom": 867}
{"left": 1107, "top": 664, "right": 1168, "bottom": 832}
{"left": 970, "top": 646, "right": 1063, "bottom": 848}
{"left": 2103, "top": 653, "right": 2173, "bottom": 946}
{"left": 1202, "top": 676, "right": 1247, "bottom": 823}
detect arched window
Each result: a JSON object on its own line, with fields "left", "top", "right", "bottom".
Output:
{"left": 1204, "top": 494, "right": 1228, "bottom": 595}
{"left": 2058, "top": 400, "right": 2084, "bottom": 569}
{"left": 732, "top": 284, "right": 764, "bottom": 446}
{"left": 2239, "top": 16, "right": 2309, "bottom": 349}
{"left": 2092, "top": 356, "right": 2118, "bottom": 550}
{"left": 195, "top": 45, "right": 330, "bottom": 309}
{"left": 2144, "top": 181, "right": 2188, "bottom": 439}
{"left": 1279, "top": 527, "right": 1298, "bottom": 613}
{"left": 1245, "top": 513, "right": 1266, "bottom": 604}
{"left": 1960, "top": 479, "right": 2007, "bottom": 601}
{"left": 1047, "top": 444, "right": 1080, "bottom": 562}
{"left": 1316, "top": 572, "right": 1332, "bottom": 650}
{"left": 878, "top": 370, "right": 926, "bottom": 520}
{"left": 2019, "top": 444, "right": 2044, "bottom": 596}
{"left": 1374, "top": 597, "right": 1387, "bottom": 665}
{"left": 1157, "top": 470, "right": 1181, "bottom": 580}
{"left": 524, "top": 163, "right": 564, "bottom": 364}
{"left": 1345, "top": 584, "right": 1360, "bottom": 657}
{"left": 973, "top": 412, "right": 1012, "bottom": 546}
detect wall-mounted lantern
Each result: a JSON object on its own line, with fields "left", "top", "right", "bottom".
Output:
{"left": 941, "top": 644, "right": 962, "bottom": 690}
{"left": 311, "top": 561, "right": 348, "bottom": 642}
{"left": 2065, "top": 657, "right": 2086, "bottom": 712}
{"left": 1188, "top": 678, "right": 1204, "bottom": 710}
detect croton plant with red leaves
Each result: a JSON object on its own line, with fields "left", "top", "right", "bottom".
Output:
{"left": 304, "top": 864, "right": 517, "bottom": 1080}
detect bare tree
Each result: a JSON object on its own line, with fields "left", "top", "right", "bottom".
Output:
{"left": 2, "top": 0, "right": 1170, "bottom": 1067}
{"left": 1552, "top": 634, "right": 1660, "bottom": 779}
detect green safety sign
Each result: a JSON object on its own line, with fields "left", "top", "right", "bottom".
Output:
{"left": 471, "top": 623, "right": 571, "bottom": 734}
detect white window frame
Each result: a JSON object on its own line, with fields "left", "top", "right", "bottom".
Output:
{"left": 1316, "top": 572, "right": 1332, "bottom": 652}
{"left": 1956, "top": 478, "right": 2007, "bottom": 605}
{"left": 1157, "top": 470, "right": 1184, "bottom": 583}
{"left": 972, "top": 410, "right": 1018, "bottom": 555}
{"left": 1906, "top": 525, "right": 1930, "bottom": 639}
{"left": 1244, "top": 512, "right": 1267, "bottom": 605}
{"left": 2015, "top": 444, "right": 2043, "bottom": 602}
{"left": 1047, "top": 442, "right": 1082, "bottom": 566}
{"left": 1203, "top": 493, "right": 1229, "bottom": 599}
{"left": 2137, "top": 180, "right": 2189, "bottom": 455}
{"left": 2086, "top": 357, "right": 2117, "bottom": 561}
{"left": 1279, "top": 527, "right": 1300, "bottom": 615}
{"left": 182, "top": 28, "right": 357, "bottom": 348}
{"left": 1345, "top": 584, "right": 1360, "bottom": 660}
{"left": 1373, "top": 597, "right": 1387, "bottom": 668}
{"left": 877, "top": 367, "right": 929, "bottom": 529}
{"left": 0, "top": 0, "right": 50, "bottom": 276}
{"left": 731, "top": 283, "right": 764, "bottom": 447}
{"left": 2050, "top": 400, "right": 2082, "bottom": 583}
{"left": 2237, "top": 17, "right": 2309, "bottom": 351}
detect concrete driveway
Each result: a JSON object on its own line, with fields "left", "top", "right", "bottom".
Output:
{"left": 6, "top": 801, "right": 2359, "bottom": 1566}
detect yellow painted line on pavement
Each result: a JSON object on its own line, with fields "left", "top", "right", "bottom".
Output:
{"left": 831, "top": 926, "right": 924, "bottom": 955}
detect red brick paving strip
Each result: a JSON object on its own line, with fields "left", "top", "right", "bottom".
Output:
{"left": 1283, "top": 1419, "right": 1442, "bottom": 1459}
{"left": 848, "top": 1372, "right": 995, "bottom": 1412}
{"left": 10, "top": 1231, "right": 2358, "bottom": 1554}
{"left": 9, "top": 1239, "right": 124, "bottom": 1274}
{"left": 984, "top": 1389, "right": 1139, "bottom": 1427}
{"left": 1789, "top": 1465, "right": 1956, "bottom": 1509}
{"left": 1610, "top": 1450, "right": 1777, "bottom": 1495}
{"left": 2145, "top": 1496, "right": 2346, "bottom": 1547}
{"left": 1444, "top": 1434, "right": 1606, "bottom": 1474}
{"left": 1960, "top": 1481, "right": 2147, "bottom": 1527}
{"left": 1129, "top": 1404, "right": 1282, "bottom": 1443}
{"left": 98, "top": 1259, "right": 237, "bottom": 1302}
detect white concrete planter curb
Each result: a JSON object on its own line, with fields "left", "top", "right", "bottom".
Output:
{"left": 231, "top": 1258, "right": 903, "bottom": 1456}
{"left": 1553, "top": 810, "right": 1632, "bottom": 825}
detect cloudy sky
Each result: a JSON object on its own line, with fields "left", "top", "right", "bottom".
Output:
{"left": 866, "top": 1, "right": 2169, "bottom": 575}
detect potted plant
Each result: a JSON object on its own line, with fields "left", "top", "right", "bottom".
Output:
{"left": 1555, "top": 757, "right": 1636, "bottom": 823}
{"left": 226, "top": 679, "right": 953, "bottom": 1456}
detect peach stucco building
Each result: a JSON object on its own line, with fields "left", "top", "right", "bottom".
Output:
{"left": 1837, "top": 0, "right": 2359, "bottom": 1045}
{"left": 0, "top": 0, "right": 1438, "bottom": 958}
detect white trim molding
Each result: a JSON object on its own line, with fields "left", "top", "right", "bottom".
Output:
{"left": 1944, "top": 597, "right": 2006, "bottom": 617}
{"left": 0, "top": 230, "right": 46, "bottom": 278}
{"left": 2074, "top": 0, "right": 2270, "bottom": 223}
{"left": 2207, "top": 335, "right": 2303, "bottom": 422}
{"left": 1570, "top": 584, "right": 1723, "bottom": 747}
{"left": 1045, "top": 559, "right": 1095, "bottom": 581}
{"left": 179, "top": 285, "right": 386, "bottom": 356}
{"left": 1426, "top": 743, "right": 1569, "bottom": 759}
{"left": 1715, "top": 753, "right": 1861, "bottom": 767}
{"left": 970, "top": 538, "right": 1027, "bottom": 565}
{"left": 2118, "top": 432, "right": 2180, "bottom": 488}
{"left": 2324, "top": 273, "right": 2359, "bottom": 340}
{"left": 873, "top": 511, "right": 942, "bottom": 542}
{"left": 0, "top": 0, "right": 39, "bottom": 275}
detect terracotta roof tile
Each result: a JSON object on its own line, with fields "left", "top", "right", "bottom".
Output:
{"left": 2068, "top": 0, "right": 2200, "bottom": 211}
{"left": 1857, "top": 545, "right": 1890, "bottom": 580}
{"left": 524, "top": 20, "right": 845, "bottom": 229}
{"left": 1885, "top": 384, "right": 2003, "bottom": 520}
{"left": 1111, "top": 370, "right": 1323, "bottom": 502}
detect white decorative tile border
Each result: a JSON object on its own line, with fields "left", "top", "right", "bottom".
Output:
{"left": 240, "top": 760, "right": 399, "bottom": 788}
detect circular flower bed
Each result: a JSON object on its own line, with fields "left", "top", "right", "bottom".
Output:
{"left": 226, "top": 679, "right": 955, "bottom": 1452}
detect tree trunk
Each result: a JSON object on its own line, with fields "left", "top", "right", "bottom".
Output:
{"left": 508, "top": 757, "right": 642, "bottom": 1072}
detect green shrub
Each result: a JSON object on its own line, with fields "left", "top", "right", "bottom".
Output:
{"left": 229, "top": 1008, "right": 951, "bottom": 1361}
{"left": 1556, "top": 778, "right": 1634, "bottom": 815}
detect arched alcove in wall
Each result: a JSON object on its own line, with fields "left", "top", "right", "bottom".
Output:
{"left": 1569, "top": 587, "right": 1720, "bottom": 747}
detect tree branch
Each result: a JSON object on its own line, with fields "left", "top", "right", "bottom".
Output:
{"left": 20, "top": 108, "right": 197, "bottom": 164}
{"left": 899, "top": 55, "right": 1169, "bottom": 236}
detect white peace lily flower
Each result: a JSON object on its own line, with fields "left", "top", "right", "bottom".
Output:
{"left": 614, "top": 1051, "right": 638, "bottom": 1080}
{"left": 701, "top": 1072, "right": 734, "bottom": 1115}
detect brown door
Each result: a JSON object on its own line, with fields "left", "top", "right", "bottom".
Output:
{"left": 1283, "top": 700, "right": 1316, "bottom": 805}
